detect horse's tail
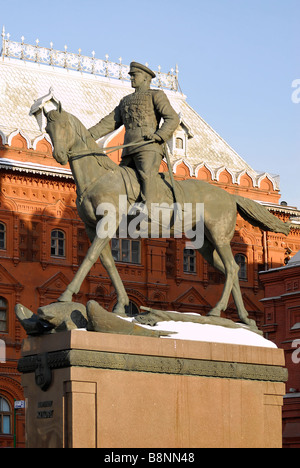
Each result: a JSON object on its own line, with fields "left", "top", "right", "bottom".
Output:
{"left": 233, "top": 195, "right": 291, "bottom": 235}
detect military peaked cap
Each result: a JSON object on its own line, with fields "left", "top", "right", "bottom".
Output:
{"left": 129, "top": 62, "right": 156, "bottom": 79}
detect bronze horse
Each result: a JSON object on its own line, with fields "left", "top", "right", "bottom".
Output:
{"left": 44, "top": 105, "right": 290, "bottom": 326}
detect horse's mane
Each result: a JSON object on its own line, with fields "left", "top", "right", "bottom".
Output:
{"left": 46, "top": 109, "right": 61, "bottom": 122}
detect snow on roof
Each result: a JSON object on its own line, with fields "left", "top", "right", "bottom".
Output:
{"left": 0, "top": 33, "right": 278, "bottom": 185}
{"left": 288, "top": 250, "right": 300, "bottom": 266}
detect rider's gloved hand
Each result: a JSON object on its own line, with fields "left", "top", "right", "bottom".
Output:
{"left": 144, "top": 133, "right": 163, "bottom": 143}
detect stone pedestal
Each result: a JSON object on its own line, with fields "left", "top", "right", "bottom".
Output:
{"left": 18, "top": 330, "right": 287, "bottom": 448}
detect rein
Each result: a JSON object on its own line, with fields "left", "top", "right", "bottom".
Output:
{"left": 68, "top": 138, "right": 155, "bottom": 160}
{"left": 102, "top": 138, "right": 156, "bottom": 154}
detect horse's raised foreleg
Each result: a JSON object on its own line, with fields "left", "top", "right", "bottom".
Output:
{"left": 84, "top": 225, "right": 129, "bottom": 314}
{"left": 58, "top": 235, "right": 110, "bottom": 302}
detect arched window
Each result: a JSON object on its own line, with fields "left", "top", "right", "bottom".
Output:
{"left": 0, "top": 297, "right": 8, "bottom": 332}
{"left": 0, "top": 396, "right": 12, "bottom": 435}
{"left": 51, "top": 230, "right": 65, "bottom": 257}
{"left": 176, "top": 137, "right": 184, "bottom": 150}
{"left": 125, "top": 301, "right": 139, "bottom": 317}
{"left": 235, "top": 254, "right": 247, "bottom": 281}
{"left": 0, "top": 223, "right": 6, "bottom": 250}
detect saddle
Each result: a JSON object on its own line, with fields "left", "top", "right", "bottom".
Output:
{"left": 119, "top": 165, "right": 182, "bottom": 206}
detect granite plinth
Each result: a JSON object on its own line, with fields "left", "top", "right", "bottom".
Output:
{"left": 19, "top": 330, "right": 287, "bottom": 448}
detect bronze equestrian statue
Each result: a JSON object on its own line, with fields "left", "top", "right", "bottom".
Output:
{"left": 40, "top": 101, "right": 289, "bottom": 328}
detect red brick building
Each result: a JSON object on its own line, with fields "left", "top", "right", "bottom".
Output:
{"left": 0, "top": 31, "right": 299, "bottom": 447}
{"left": 260, "top": 251, "right": 300, "bottom": 448}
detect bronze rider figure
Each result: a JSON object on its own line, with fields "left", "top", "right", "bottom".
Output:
{"left": 88, "top": 61, "right": 180, "bottom": 208}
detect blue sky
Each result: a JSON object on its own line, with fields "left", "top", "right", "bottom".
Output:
{"left": 1, "top": 0, "right": 299, "bottom": 206}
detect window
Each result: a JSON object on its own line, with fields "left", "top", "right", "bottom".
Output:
{"left": 235, "top": 254, "right": 247, "bottom": 281}
{"left": 0, "top": 223, "right": 6, "bottom": 250}
{"left": 176, "top": 137, "right": 184, "bottom": 150}
{"left": 0, "top": 298, "right": 7, "bottom": 332}
{"left": 183, "top": 248, "right": 196, "bottom": 273}
{"left": 0, "top": 396, "right": 11, "bottom": 435}
{"left": 51, "top": 230, "right": 65, "bottom": 257}
{"left": 111, "top": 239, "right": 140, "bottom": 264}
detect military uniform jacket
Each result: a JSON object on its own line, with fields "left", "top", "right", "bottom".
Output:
{"left": 89, "top": 89, "right": 180, "bottom": 157}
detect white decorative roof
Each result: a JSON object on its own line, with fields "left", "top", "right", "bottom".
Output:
{"left": 0, "top": 32, "right": 279, "bottom": 189}
{"left": 0, "top": 157, "right": 72, "bottom": 178}
{"left": 288, "top": 250, "right": 300, "bottom": 266}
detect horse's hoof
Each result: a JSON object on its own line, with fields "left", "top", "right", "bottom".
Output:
{"left": 58, "top": 291, "right": 73, "bottom": 302}
{"left": 207, "top": 309, "right": 221, "bottom": 317}
{"left": 112, "top": 304, "right": 127, "bottom": 317}
{"left": 243, "top": 318, "right": 257, "bottom": 328}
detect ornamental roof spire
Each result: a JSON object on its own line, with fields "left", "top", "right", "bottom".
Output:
{"left": 1, "top": 28, "right": 179, "bottom": 92}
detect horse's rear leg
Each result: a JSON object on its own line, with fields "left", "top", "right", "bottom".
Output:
{"left": 199, "top": 240, "right": 252, "bottom": 325}
{"left": 199, "top": 239, "right": 239, "bottom": 317}
{"left": 202, "top": 242, "right": 239, "bottom": 318}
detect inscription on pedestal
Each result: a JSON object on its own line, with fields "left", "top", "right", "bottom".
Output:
{"left": 37, "top": 400, "right": 54, "bottom": 419}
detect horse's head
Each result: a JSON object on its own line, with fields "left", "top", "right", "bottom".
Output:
{"left": 44, "top": 103, "right": 75, "bottom": 165}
